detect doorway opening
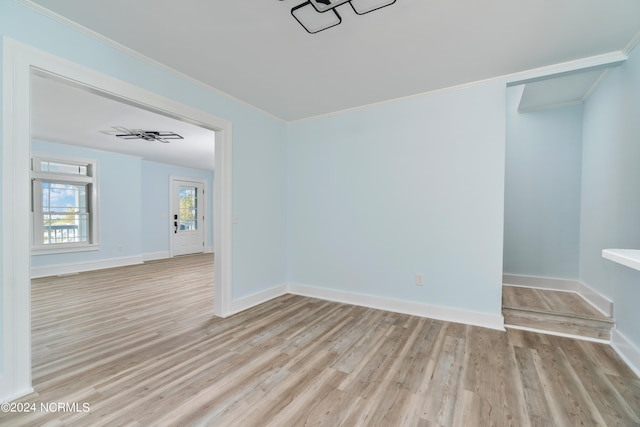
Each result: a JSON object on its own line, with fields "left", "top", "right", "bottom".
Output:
{"left": 1, "top": 39, "right": 233, "bottom": 400}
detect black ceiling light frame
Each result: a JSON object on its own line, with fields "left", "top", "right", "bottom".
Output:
{"left": 104, "top": 127, "right": 184, "bottom": 144}
{"left": 291, "top": 1, "right": 342, "bottom": 34}
{"left": 349, "top": 0, "right": 396, "bottom": 15}
{"left": 282, "top": 0, "right": 396, "bottom": 34}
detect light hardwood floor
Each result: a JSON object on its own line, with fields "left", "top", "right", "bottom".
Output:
{"left": 2, "top": 254, "right": 640, "bottom": 426}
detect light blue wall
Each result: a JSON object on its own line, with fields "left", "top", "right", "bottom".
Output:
{"left": 231, "top": 112, "right": 288, "bottom": 299}
{"left": 503, "top": 86, "right": 583, "bottom": 279}
{"left": 31, "top": 140, "right": 143, "bottom": 267}
{"left": 287, "top": 82, "right": 506, "bottom": 316}
{"left": 0, "top": 0, "right": 288, "bottom": 374}
{"left": 580, "top": 44, "right": 640, "bottom": 347}
{"left": 141, "top": 160, "right": 214, "bottom": 255}
{"left": 0, "top": 36, "right": 3, "bottom": 373}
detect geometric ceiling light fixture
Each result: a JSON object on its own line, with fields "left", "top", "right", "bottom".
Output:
{"left": 291, "top": 1, "right": 342, "bottom": 34}
{"left": 349, "top": 0, "right": 396, "bottom": 15}
{"left": 101, "top": 126, "right": 183, "bottom": 144}
{"left": 308, "top": 0, "right": 352, "bottom": 12}
{"left": 282, "top": 0, "right": 396, "bottom": 34}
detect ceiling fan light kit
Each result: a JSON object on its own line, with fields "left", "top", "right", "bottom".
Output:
{"left": 284, "top": 0, "right": 396, "bottom": 34}
{"left": 104, "top": 127, "right": 184, "bottom": 144}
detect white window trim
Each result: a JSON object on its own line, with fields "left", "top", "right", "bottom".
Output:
{"left": 31, "top": 153, "right": 100, "bottom": 254}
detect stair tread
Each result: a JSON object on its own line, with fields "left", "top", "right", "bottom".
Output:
{"left": 502, "top": 285, "right": 610, "bottom": 320}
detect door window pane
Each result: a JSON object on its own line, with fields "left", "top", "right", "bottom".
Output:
{"left": 179, "top": 186, "right": 198, "bottom": 231}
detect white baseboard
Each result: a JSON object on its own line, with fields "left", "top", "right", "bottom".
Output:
{"left": 142, "top": 251, "right": 170, "bottom": 262}
{"left": 577, "top": 281, "right": 613, "bottom": 317}
{"left": 228, "top": 284, "right": 288, "bottom": 316}
{"left": 287, "top": 283, "right": 505, "bottom": 331}
{"left": 30, "top": 255, "right": 144, "bottom": 279}
{"left": 226, "top": 283, "right": 504, "bottom": 331}
{"left": 502, "top": 274, "right": 613, "bottom": 317}
{"left": 0, "top": 385, "right": 34, "bottom": 404}
{"left": 611, "top": 329, "right": 640, "bottom": 378}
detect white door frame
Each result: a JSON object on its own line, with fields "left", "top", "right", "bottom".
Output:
{"left": 170, "top": 176, "right": 207, "bottom": 257}
{"left": 1, "top": 38, "right": 233, "bottom": 402}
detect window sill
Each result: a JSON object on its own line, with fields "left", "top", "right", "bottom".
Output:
{"left": 31, "top": 244, "right": 100, "bottom": 256}
{"left": 602, "top": 249, "right": 640, "bottom": 272}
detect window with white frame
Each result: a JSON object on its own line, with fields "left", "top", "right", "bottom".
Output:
{"left": 31, "top": 155, "right": 99, "bottom": 253}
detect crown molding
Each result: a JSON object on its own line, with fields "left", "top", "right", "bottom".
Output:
{"left": 581, "top": 68, "right": 615, "bottom": 103}
{"left": 623, "top": 29, "right": 640, "bottom": 55}
{"left": 506, "top": 51, "right": 627, "bottom": 87}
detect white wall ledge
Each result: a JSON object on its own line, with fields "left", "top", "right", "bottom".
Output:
{"left": 603, "top": 249, "right": 640, "bottom": 272}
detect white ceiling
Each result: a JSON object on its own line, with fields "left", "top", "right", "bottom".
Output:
{"left": 31, "top": 74, "right": 216, "bottom": 171}
{"left": 24, "top": 0, "right": 640, "bottom": 121}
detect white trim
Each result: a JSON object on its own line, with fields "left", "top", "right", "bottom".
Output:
{"left": 142, "top": 251, "right": 171, "bottom": 262}
{"left": 505, "top": 51, "right": 627, "bottom": 87}
{"left": 623, "top": 29, "right": 640, "bottom": 55}
{"left": 502, "top": 274, "right": 613, "bottom": 317}
{"left": 226, "top": 283, "right": 505, "bottom": 330}
{"left": 287, "top": 283, "right": 505, "bottom": 331}
{"left": 31, "top": 153, "right": 100, "bottom": 252}
{"left": 2, "top": 36, "right": 32, "bottom": 403}
{"left": 228, "top": 284, "right": 288, "bottom": 317}
{"left": 30, "top": 255, "right": 143, "bottom": 279}
{"left": 1, "top": 38, "right": 233, "bottom": 403}
{"left": 576, "top": 281, "right": 614, "bottom": 318}
{"left": 611, "top": 329, "right": 640, "bottom": 378}
{"left": 504, "top": 324, "right": 610, "bottom": 344}
{"left": 581, "top": 68, "right": 615, "bottom": 102}
{"left": 15, "top": 0, "right": 285, "bottom": 123}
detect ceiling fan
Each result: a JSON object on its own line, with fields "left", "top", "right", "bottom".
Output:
{"left": 104, "top": 126, "right": 184, "bottom": 144}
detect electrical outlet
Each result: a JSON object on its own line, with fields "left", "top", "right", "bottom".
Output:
{"left": 416, "top": 274, "right": 424, "bottom": 286}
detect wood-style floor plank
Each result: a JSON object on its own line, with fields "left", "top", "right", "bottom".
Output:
{"left": 1, "top": 254, "right": 639, "bottom": 426}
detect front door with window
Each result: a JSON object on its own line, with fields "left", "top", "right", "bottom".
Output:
{"left": 171, "top": 179, "right": 205, "bottom": 256}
